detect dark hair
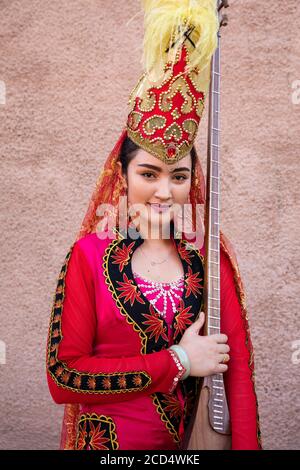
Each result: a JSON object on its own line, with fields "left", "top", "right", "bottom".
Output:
{"left": 120, "top": 135, "right": 197, "bottom": 175}
{"left": 120, "top": 136, "right": 140, "bottom": 174}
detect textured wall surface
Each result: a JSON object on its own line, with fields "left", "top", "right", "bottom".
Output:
{"left": 0, "top": 0, "right": 299, "bottom": 450}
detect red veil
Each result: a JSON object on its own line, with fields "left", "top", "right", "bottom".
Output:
{"left": 56, "top": 128, "right": 262, "bottom": 450}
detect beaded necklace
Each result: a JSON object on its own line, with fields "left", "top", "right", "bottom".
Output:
{"left": 133, "top": 271, "right": 184, "bottom": 319}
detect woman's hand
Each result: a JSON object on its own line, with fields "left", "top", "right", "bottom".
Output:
{"left": 178, "top": 312, "right": 230, "bottom": 377}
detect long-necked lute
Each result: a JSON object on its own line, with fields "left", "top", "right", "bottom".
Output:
{"left": 182, "top": 0, "right": 232, "bottom": 451}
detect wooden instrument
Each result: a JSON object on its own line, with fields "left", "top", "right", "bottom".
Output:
{"left": 182, "top": 0, "right": 232, "bottom": 451}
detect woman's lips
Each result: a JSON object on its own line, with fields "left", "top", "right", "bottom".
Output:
{"left": 147, "top": 203, "right": 171, "bottom": 213}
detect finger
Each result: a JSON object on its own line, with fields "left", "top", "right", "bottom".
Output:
{"left": 218, "top": 353, "right": 230, "bottom": 364}
{"left": 212, "top": 333, "right": 228, "bottom": 344}
{"left": 215, "top": 363, "right": 228, "bottom": 373}
{"left": 190, "top": 312, "right": 205, "bottom": 332}
{"left": 216, "top": 344, "right": 230, "bottom": 354}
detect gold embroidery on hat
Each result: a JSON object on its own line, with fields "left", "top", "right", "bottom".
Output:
{"left": 182, "top": 119, "right": 198, "bottom": 142}
{"left": 196, "top": 97, "right": 205, "bottom": 118}
{"left": 127, "top": 127, "right": 191, "bottom": 164}
{"left": 171, "top": 108, "right": 180, "bottom": 120}
{"left": 164, "top": 122, "right": 182, "bottom": 142}
{"left": 127, "top": 111, "right": 143, "bottom": 131}
{"left": 143, "top": 115, "right": 166, "bottom": 136}
{"left": 139, "top": 90, "right": 157, "bottom": 112}
{"left": 159, "top": 76, "right": 194, "bottom": 115}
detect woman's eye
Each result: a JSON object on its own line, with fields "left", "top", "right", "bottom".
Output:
{"left": 141, "top": 173, "right": 187, "bottom": 181}
{"left": 142, "top": 172, "right": 155, "bottom": 179}
{"left": 174, "top": 175, "right": 187, "bottom": 181}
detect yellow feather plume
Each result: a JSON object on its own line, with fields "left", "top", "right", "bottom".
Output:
{"left": 141, "top": 0, "right": 218, "bottom": 81}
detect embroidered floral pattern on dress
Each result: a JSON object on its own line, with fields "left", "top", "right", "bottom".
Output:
{"left": 75, "top": 413, "right": 119, "bottom": 450}
{"left": 103, "top": 226, "right": 205, "bottom": 444}
{"left": 103, "top": 227, "right": 204, "bottom": 355}
{"left": 177, "top": 243, "right": 193, "bottom": 265}
{"left": 47, "top": 246, "right": 152, "bottom": 396}
{"left": 161, "top": 392, "right": 185, "bottom": 420}
{"left": 111, "top": 241, "right": 136, "bottom": 272}
{"left": 117, "top": 272, "right": 145, "bottom": 306}
{"left": 142, "top": 305, "right": 169, "bottom": 343}
{"left": 185, "top": 265, "right": 203, "bottom": 297}
{"left": 173, "top": 299, "right": 194, "bottom": 341}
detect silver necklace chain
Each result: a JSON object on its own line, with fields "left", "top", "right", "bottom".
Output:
{"left": 140, "top": 242, "right": 173, "bottom": 266}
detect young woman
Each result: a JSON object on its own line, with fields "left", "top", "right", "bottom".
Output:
{"left": 46, "top": 133, "right": 262, "bottom": 450}
{"left": 46, "top": 0, "right": 262, "bottom": 451}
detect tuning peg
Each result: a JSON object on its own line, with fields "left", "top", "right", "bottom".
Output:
{"left": 220, "top": 0, "right": 229, "bottom": 8}
{"left": 220, "top": 13, "right": 228, "bottom": 27}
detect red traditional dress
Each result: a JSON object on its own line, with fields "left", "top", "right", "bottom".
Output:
{"left": 46, "top": 226, "right": 262, "bottom": 450}
{"left": 46, "top": 0, "right": 263, "bottom": 451}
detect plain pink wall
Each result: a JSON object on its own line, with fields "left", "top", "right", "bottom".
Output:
{"left": 0, "top": 0, "right": 299, "bottom": 449}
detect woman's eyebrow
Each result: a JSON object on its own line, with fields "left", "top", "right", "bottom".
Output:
{"left": 137, "top": 163, "right": 190, "bottom": 173}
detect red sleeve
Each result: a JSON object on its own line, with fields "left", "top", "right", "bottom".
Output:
{"left": 220, "top": 249, "right": 261, "bottom": 450}
{"left": 46, "top": 242, "right": 180, "bottom": 405}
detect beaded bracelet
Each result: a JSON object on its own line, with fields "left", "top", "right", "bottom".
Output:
{"left": 167, "top": 349, "right": 186, "bottom": 392}
{"left": 169, "top": 344, "right": 191, "bottom": 380}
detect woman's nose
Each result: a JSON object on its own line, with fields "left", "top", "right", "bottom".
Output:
{"left": 154, "top": 179, "right": 172, "bottom": 199}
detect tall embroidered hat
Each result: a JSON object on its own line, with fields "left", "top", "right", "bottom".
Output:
{"left": 126, "top": 0, "right": 219, "bottom": 163}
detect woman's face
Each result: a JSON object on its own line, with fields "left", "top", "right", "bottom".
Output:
{"left": 124, "top": 148, "right": 192, "bottom": 233}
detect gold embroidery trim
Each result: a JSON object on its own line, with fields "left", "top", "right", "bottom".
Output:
{"left": 47, "top": 244, "right": 151, "bottom": 394}
{"left": 76, "top": 413, "right": 119, "bottom": 450}
{"left": 102, "top": 230, "right": 149, "bottom": 354}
